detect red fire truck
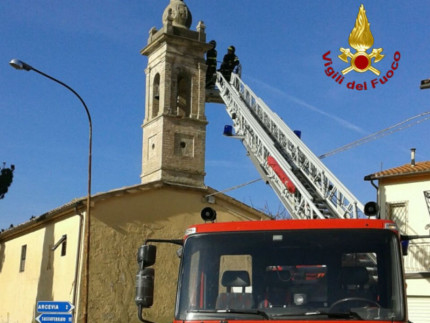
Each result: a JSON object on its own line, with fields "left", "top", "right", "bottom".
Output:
{"left": 135, "top": 72, "right": 411, "bottom": 322}
{"left": 136, "top": 218, "right": 407, "bottom": 322}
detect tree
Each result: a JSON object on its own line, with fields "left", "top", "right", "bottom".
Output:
{"left": 0, "top": 163, "right": 15, "bottom": 199}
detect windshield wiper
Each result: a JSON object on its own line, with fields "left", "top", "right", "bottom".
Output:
{"left": 224, "top": 309, "right": 270, "bottom": 319}
{"left": 309, "top": 311, "right": 363, "bottom": 320}
{"left": 188, "top": 309, "right": 270, "bottom": 320}
{"left": 272, "top": 310, "right": 363, "bottom": 320}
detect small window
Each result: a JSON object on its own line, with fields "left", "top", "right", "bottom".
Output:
{"left": 19, "top": 245, "right": 27, "bottom": 272}
{"left": 52, "top": 234, "right": 67, "bottom": 256}
{"left": 387, "top": 202, "right": 408, "bottom": 234}
{"left": 61, "top": 239, "right": 67, "bottom": 257}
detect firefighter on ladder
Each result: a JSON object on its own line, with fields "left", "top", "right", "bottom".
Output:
{"left": 219, "top": 45, "right": 241, "bottom": 82}
{"left": 205, "top": 40, "right": 217, "bottom": 89}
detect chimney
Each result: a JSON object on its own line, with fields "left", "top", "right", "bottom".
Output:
{"left": 410, "top": 148, "right": 416, "bottom": 167}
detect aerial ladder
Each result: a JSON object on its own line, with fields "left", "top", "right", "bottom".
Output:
{"left": 215, "top": 72, "right": 365, "bottom": 219}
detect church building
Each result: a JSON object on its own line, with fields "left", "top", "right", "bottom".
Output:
{"left": 0, "top": 1, "right": 269, "bottom": 322}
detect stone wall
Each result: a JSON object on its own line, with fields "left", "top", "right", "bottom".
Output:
{"left": 88, "top": 184, "right": 267, "bottom": 322}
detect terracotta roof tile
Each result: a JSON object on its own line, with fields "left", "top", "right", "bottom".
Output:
{"left": 364, "top": 161, "right": 430, "bottom": 180}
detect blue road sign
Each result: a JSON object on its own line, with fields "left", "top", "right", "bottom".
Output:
{"left": 36, "top": 313, "right": 73, "bottom": 323}
{"left": 37, "top": 301, "right": 74, "bottom": 313}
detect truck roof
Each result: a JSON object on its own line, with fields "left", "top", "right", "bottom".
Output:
{"left": 185, "top": 219, "right": 397, "bottom": 237}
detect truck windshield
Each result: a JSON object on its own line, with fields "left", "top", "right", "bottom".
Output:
{"left": 175, "top": 229, "right": 405, "bottom": 321}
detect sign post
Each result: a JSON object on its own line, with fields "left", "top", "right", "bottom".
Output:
{"left": 36, "top": 301, "right": 74, "bottom": 323}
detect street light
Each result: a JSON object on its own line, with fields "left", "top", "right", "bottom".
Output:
{"left": 9, "top": 59, "right": 92, "bottom": 322}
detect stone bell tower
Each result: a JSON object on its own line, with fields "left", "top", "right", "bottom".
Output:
{"left": 140, "top": 0, "right": 210, "bottom": 187}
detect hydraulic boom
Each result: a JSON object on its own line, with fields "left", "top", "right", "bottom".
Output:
{"left": 216, "top": 72, "right": 364, "bottom": 219}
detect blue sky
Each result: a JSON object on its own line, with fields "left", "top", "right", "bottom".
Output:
{"left": 1, "top": 1, "right": 429, "bottom": 229}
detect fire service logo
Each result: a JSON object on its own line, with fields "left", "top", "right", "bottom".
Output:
{"left": 338, "top": 4, "right": 384, "bottom": 75}
{"left": 322, "top": 4, "right": 400, "bottom": 91}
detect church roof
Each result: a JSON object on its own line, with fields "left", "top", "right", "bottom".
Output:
{"left": 364, "top": 161, "right": 430, "bottom": 181}
{"left": 0, "top": 181, "right": 269, "bottom": 239}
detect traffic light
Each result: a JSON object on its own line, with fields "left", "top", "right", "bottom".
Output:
{"left": 420, "top": 78, "right": 430, "bottom": 89}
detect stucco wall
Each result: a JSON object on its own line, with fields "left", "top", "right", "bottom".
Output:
{"left": 87, "top": 185, "right": 266, "bottom": 322}
{"left": 0, "top": 215, "right": 81, "bottom": 323}
{"left": 379, "top": 176, "right": 429, "bottom": 236}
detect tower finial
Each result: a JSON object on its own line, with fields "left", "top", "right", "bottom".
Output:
{"left": 162, "top": 0, "right": 192, "bottom": 29}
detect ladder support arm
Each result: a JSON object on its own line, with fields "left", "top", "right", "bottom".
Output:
{"left": 216, "top": 72, "right": 364, "bottom": 219}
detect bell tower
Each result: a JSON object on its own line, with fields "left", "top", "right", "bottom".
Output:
{"left": 140, "top": 0, "right": 210, "bottom": 187}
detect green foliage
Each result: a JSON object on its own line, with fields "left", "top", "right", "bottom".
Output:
{"left": 0, "top": 163, "right": 15, "bottom": 199}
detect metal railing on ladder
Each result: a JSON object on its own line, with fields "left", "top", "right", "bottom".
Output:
{"left": 216, "top": 72, "right": 364, "bottom": 219}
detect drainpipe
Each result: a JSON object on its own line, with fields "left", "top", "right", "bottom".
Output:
{"left": 369, "top": 179, "right": 380, "bottom": 214}
{"left": 72, "top": 203, "right": 85, "bottom": 323}
{"left": 364, "top": 175, "right": 380, "bottom": 216}
{"left": 369, "top": 179, "right": 378, "bottom": 191}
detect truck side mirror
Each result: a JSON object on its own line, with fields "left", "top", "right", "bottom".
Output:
{"left": 137, "top": 244, "right": 157, "bottom": 268}
{"left": 135, "top": 267, "right": 155, "bottom": 308}
{"left": 136, "top": 244, "right": 156, "bottom": 311}
{"left": 135, "top": 240, "right": 181, "bottom": 322}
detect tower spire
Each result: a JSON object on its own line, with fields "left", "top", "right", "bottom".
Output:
{"left": 162, "top": 0, "right": 192, "bottom": 29}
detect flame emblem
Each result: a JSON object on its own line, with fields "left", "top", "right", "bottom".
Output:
{"left": 338, "top": 4, "right": 384, "bottom": 75}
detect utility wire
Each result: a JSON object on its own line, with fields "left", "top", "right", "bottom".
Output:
{"left": 205, "top": 178, "right": 262, "bottom": 197}
{"left": 319, "top": 111, "right": 430, "bottom": 159}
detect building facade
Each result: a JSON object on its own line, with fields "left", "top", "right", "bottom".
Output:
{"left": 0, "top": 183, "right": 268, "bottom": 323}
{"left": 365, "top": 153, "right": 430, "bottom": 323}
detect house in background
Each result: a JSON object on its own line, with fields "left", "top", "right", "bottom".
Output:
{"left": 365, "top": 149, "right": 430, "bottom": 323}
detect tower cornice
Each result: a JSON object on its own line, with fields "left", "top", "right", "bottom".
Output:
{"left": 141, "top": 28, "right": 210, "bottom": 58}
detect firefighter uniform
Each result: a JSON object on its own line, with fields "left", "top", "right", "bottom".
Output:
{"left": 220, "top": 46, "right": 240, "bottom": 82}
{"left": 206, "top": 40, "right": 217, "bottom": 89}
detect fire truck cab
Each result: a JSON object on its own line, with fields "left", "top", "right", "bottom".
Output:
{"left": 136, "top": 219, "right": 407, "bottom": 322}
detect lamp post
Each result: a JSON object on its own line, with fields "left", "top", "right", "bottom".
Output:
{"left": 9, "top": 59, "right": 92, "bottom": 322}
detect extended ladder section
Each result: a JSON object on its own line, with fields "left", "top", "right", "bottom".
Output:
{"left": 216, "top": 72, "right": 364, "bottom": 219}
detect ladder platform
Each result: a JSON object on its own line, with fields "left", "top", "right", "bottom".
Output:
{"left": 205, "top": 88, "right": 224, "bottom": 104}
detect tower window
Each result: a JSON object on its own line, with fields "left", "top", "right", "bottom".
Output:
{"left": 152, "top": 73, "right": 160, "bottom": 118}
{"left": 177, "top": 75, "right": 191, "bottom": 117}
